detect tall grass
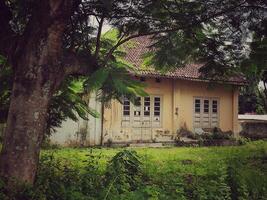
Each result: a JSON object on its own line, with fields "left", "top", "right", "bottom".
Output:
{"left": 0, "top": 141, "right": 266, "bottom": 199}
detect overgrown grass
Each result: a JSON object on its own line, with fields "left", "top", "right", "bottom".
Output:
{"left": 1, "top": 141, "right": 267, "bottom": 199}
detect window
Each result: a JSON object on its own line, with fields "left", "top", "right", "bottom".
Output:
{"left": 194, "top": 97, "right": 219, "bottom": 128}
{"left": 122, "top": 95, "right": 162, "bottom": 127}
{"left": 204, "top": 100, "right": 209, "bottom": 113}
{"left": 212, "top": 100, "right": 218, "bottom": 113}
{"left": 154, "top": 97, "right": 161, "bottom": 117}
{"left": 134, "top": 97, "right": 141, "bottom": 116}
{"left": 123, "top": 97, "right": 130, "bottom": 116}
{"left": 195, "top": 99, "right": 201, "bottom": 113}
{"left": 144, "top": 97, "right": 150, "bottom": 116}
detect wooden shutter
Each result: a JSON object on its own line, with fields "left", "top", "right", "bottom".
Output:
{"left": 194, "top": 97, "right": 219, "bottom": 128}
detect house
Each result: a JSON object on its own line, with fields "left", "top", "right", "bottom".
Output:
{"left": 52, "top": 36, "right": 246, "bottom": 146}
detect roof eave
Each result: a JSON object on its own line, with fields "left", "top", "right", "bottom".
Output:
{"left": 130, "top": 72, "right": 247, "bottom": 86}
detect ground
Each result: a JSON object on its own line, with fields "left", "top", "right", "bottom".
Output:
{"left": 1, "top": 141, "right": 267, "bottom": 199}
{"left": 39, "top": 141, "right": 267, "bottom": 200}
{"left": 48, "top": 141, "right": 267, "bottom": 172}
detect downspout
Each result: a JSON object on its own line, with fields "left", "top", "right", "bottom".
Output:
{"left": 172, "top": 79, "right": 175, "bottom": 135}
{"left": 100, "top": 101, "right": 105, "bottom": 146}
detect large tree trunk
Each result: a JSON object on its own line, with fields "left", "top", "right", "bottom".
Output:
{"left": 0, "top": 0, "right": 77, "bottom": 186}
{"left": 0, "top": 78, "right": 51, "bottom": 184}
{"left": 0, "top": 0, "right": 98, "bottom": 187}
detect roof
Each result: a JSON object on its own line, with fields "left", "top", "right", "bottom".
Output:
{"left": 238, "top": 115, "right": 267, "bottom": 122}
{"left": 124, "top": 36, "right": 246, "bottom": 85}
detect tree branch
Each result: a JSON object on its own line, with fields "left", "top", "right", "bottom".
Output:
{"left": 101, "top": 0, "right": 252, "bottom": 67}
{"left": 102, "top": 28, "right": 181, "bottom": 65}
{"left": 94, "top": 15, "right": 105, "bottom": 58}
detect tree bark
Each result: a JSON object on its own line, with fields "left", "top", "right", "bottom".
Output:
{"left": 0, "top": 78, "right": 52, "bottom": 184}
{"left": 0, "top": 0, "right": 83, "bottom": 186}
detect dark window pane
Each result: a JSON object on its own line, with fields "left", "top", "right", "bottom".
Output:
{"left": 123, "top": 111, "right": 130, "bottom": 116}
{"left": 154, "top": 111, "right": 160, "bottom": 116}
{"left": 155, "top": 97, "right": 160, "bottom": 101}
{"left": 144, "top": 111, "right": 150, "bottom": 116}
{"left": 154, "top": 102, "right": 160, "bottom": 106}
{"left": 195, "top": 99, "right": 201, "bottom": 113}
{"left": 123, "top": 105, "right": 129, "bottom": 110}
{"left": 145, "top": 101, "right": 150, "bottom": 106}
{"left": 195, "top": 108, "right": 200, "bottom": 113}
{"left": 212, "top": 100, "right": 218, "bottom": 113}
{"left": 155, "top": 107, "right": 160, "bottom": 111}
{"left": 204, "top": 100, "right": 209, "bottom": 113}
{"left": 123, "top": 97, "right": 130, "bottom": 116}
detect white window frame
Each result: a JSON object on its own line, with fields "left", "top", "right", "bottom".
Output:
{"left": 193, "top": 97, "right": 220, "bottom": 128}
{"left": 121, "top": 95, "right": 162, "bottom": 128}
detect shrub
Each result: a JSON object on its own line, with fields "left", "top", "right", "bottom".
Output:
{"left": 212, "top": 127, "right": 232, "bottom": 140}
{"left": 1, "top": 143, "right": 267, "bottom": 199}
{"left": 103, "top": 150, "right": 143, "bottom": 199}
{"left": 237, "top": 137, "right": 251, "bottom": 145}
{"left": 227, "top": 149, "right": 267, "bottom": 200}
{"left": 178, "top": 128, "right": 196, "bottom": 139}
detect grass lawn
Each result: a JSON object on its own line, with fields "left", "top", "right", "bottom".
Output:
{"left": 46, "top": 141, "right": 267, "bottom": 174}
{"left": 35, "top": 141, "right": 267, "bottom": 200}
{"left": 2, "top": 141, "right": 266, "bottom": 199}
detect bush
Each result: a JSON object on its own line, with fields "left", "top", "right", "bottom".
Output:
{"left": 227, "top": 151, "right": 267, "bottom": 200}
{"left": 177, "top": 128, "right": 198, "bottom": 140}
{"left": 1, "top": 143, "right": 267, "bottom": 199}
{"left": 212, "top": 127, "right": 232, "bottom": 140}
{"left": 103, "top": 150, "right": 143, "bottom": 199}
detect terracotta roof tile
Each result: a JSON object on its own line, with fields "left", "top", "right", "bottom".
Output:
{"left": 124, "top": 36, "right": 246, "bottom": 85}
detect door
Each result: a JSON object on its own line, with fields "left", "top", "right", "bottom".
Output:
{"left": 194, "top": 97, "right": 219, "bottom": 128}
{"left": 122, "top": 96, "right": 162, "bottom": 142}
{"left": 131, "top": 96, "right": 152, "bottom": 141}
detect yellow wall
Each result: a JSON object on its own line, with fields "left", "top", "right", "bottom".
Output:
{"left": 103, "top": 77, "right": 239, "bottom": 143}
{"left": 174, "top": 80, "right": 237, "bottom": 132}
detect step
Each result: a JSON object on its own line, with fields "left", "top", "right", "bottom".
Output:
{"left": 129, "top": 143, "right": 163, "bottom": 147}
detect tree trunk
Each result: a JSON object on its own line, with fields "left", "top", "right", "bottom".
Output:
{"left": 0, "top": 0, "right": 95, "bottom": 187}
{"left": 0, "top": 78, "right": 51, "bottom": 184}
{"left": 0, "top": 0, "right": 72, "bottom": 186}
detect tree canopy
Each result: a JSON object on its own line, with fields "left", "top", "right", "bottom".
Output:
{"left": 0, "top": 0, "right": 267, "bottom": 186}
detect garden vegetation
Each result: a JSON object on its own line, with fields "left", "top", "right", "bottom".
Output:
{"left": 1, "top": 141, "right": 266, "bottom": 200}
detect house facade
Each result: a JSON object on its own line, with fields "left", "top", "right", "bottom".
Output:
{"left": 102, "top": 76, "right": 240, "bottom": 144}
{"left": 52, "top": 36, "right": 245, "bottom": 146}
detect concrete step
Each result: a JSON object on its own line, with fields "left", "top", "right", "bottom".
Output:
{"left": 129, "top": 143, "right": 164, "bottom": 147}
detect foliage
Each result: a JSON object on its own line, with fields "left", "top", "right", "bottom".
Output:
{"left": 1, "top": 142, "right": 267, "bottom": 199}
{"left": 0, "top": 60, "right": 12, "bottom": 123}
{"left": 0, "top": 65, "right": 99, "bottom": 135}
{"left": 1, "top": 0, "right": 267, "bottom": 189}
{"left": 47, "top": 77, "right": 100, "bottom": 135}
{"left": 84, "top": 29, "right": 148, "bottom": 105}
{"left": 239, "top": 31, "right": 267, "bottom": 114}
{"left": 227, "top": 148, "right": 267, "bottom": 200}
{"left": 211, "top": 127, "right": 233, "bottom": 140}
{"left": 104, "top": 150, "right": 142, "bottom": 198}
{"left": 177, "top": 127, "right": 234, "bottom": 142}
{"left": 0, "top": 28, "right": 147, "bottom": 134}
